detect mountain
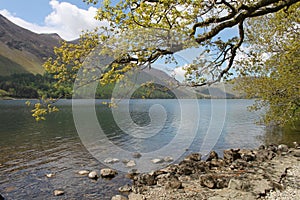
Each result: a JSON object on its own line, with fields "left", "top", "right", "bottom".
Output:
{"left": 0, "top": 14, "right": 62, "bottom": 76}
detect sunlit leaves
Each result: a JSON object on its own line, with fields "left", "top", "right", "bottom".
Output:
{"left": 236, "top": 2, "right": 300, "bottom": 126}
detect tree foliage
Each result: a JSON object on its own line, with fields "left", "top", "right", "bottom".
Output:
{"left": 31, "top": 0, "right": 300, "bottom": 123}
{"left": 236, "top": 2, "right": 300, "bottom": 126}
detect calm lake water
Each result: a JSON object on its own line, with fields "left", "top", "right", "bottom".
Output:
{"left": 0, "top": 99, "right": 299, "bottom": 199}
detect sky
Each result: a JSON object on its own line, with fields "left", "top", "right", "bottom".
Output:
{"left": 0, "top": 0, "right": 106, "bottom": 40}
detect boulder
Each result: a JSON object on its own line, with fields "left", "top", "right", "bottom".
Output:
{"left": 100, "top": 168, "right": 117, "bottom": 178}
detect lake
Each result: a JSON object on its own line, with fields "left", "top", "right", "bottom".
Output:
{"left": 0, "top": 99, "right": 299, "bottom": 199}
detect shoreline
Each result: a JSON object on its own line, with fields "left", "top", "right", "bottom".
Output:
{"left": 113, "top": 143, "right": 300, "bottom": 200}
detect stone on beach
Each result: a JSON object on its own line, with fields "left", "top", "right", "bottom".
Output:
{"left": 88, "top": 171, "right": 98, "bottom": 179}
{"left": 100, "top": 168, "right": 118, "bottom": 178}
{"left": 119, "top": 184, "right": 132, "bottom": 193}
{"left": 78, "top": 170, "right": 90, "bottom": 175}
{"left": 53, "top": 190, "right": 64, "bottom": 196}
{"left": 151, "top": 158, "right": 164, "bottom": 164}
{"left": 111, "top": 194, "right": 128, "bottom": 200}
{"left": 126, "top": 160, "right": 136, "bottom": 167}
{"left": 132, "top": 152, "right": 142, "bottom": 158}
{"left": 104, "top": 158, "right": 120, "bottom": 164}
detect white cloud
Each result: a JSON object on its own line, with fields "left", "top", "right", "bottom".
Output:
{"left": 172, "top": 65, "right": 187, "bottom": 82}
{"left": 0, "top": 0, "right": 106, "bottom": 41}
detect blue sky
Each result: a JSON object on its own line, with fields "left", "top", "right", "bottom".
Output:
{"left": 0, "top": 0, "right": 91, "bottom": 25}
{"left": 0, "top": 0, "right": 105, "bottom": 40}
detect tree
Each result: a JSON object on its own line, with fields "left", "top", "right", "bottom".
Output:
{"left": 32, "top": 0, "right": 300, "bottom": 123}
{"left": 235, "top": 2, "right": 300, "bottom": 126}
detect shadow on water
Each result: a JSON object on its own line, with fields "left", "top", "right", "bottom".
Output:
{"left": 262, "top": 121, "right": 300, "bottom": 147}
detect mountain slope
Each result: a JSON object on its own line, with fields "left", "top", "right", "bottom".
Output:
{"left": 0, "top": 14, "right": 62, "bottom": 76}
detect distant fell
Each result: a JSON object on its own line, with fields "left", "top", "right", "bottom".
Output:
{"left": 0, "top": 14, "right": 62, "bottom": 76}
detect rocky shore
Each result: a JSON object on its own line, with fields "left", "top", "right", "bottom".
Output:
{"left": 113, "top": 143, "right": 300, "bottom": 200}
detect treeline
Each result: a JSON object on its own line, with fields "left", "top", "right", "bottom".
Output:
{"left": 0, "top": 73, "right": 58, "bottom": 98}
{"left": 0, "top": 73, "right": 175, "bottom": 99}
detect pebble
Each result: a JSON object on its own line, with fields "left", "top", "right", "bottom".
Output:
{"left": 104, "top": 158, "right": 120, "bottom": 164}
{"left": 45, "top": 173, "right": 55, "bottom": 178}
{"left": 88, "top": 171, "right": 98, "bottom": 179}
{"left": 53, "top": 190, "right": 64, "bottom": 196}
{"left": 151, "top": 158, "right": 164, "bottom": 164}
{"left": 78, "top": 170, "right": 90, "bottom": 175}
{"left": 111, "top": 195, "right": 128, "bottom": 200}
{"left": 132, "top": 152, "right": 142, "bottom": 158}
{"left": 126, "top": 160, "right": 136, "bottom": 168}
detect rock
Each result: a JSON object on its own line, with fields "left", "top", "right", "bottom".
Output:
{"left": 53, "top": 190, "right": 64, "bottom": 196}
{"left": 200, "top": 175, "right": 215, "bottom": 188}
{"left": 164, "top": 156, "right": 174, "bottom": 162}
{"left": 228, "top": 179, "right": 243, "bottom": 190}
{"left": 255, "top": 149, "right": 276, "bottom": 161}
{"left": 292, "top": 149, "right": 300, "bottom": 157}
{"left": 128, "top": 193, "right": 144, "bottom": 200}
{"left": 252, "top": 179, "right": 272, "bottom": 196}
{"left": 278, "top": 144, "right": 289, "bottom": 152}
{"left": 206, "top": 151, "right": 218, "bottom": 161}
{"left": 45, "top": 173, "right": 55, "bottom": 178}
{"left": 156, "top": 173, "right": 171, "bottom": 186}
{"left": 223, "top": 149, "right": 241, "bottom": 163}
{"left": 259, "top": 145, "right": 266, "bottom": 150}
{"left": 126, "top": 160, "right": 136, "bottom": 167}
{"left": 111, "top": 194, "right": 128, "bottom": 200}
{"left": 165, "top": 177, "right": 182, "bottom": 190}
{"left": 100, "top": 168, "right": 118, "bottom": 178}
{"left": 119, "top": 184, "right": 132, "bottom": 193}
{"left": 78, "top": 170, "right": 90, "bottom": 175}
{"left": 122, "top": 159, "right": 130, "bottom": 164}
{"left": 293, "top": 141, "right": 299, "bottom": 149}
{"left": 210, "top": 158, "right": 225, "bottom": 167}
{"left": 267, "top": 144, "right": 278, "bottom": 152}
{"left": 104, "top": 158, "right": 120, "bottom": 164}
{"left": 200, "top": 174, "right": 230, "bottom": 189}
{"left": 134, "top": 174, "right": 156, "bottom": 186}
{"left": 239, "top": 149, "right": 256, "bottom": 162}
{"left": 88, "top": 171, "right": 98, "bottom": 179}
{"left": 132, "top": 152, "right": 142, "bottom": 158}
{"left": 151, "top": 158, "right": 164, "bottom": 164}
{"left": 184, "top": 153, "right": 201, "bottom": 162}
